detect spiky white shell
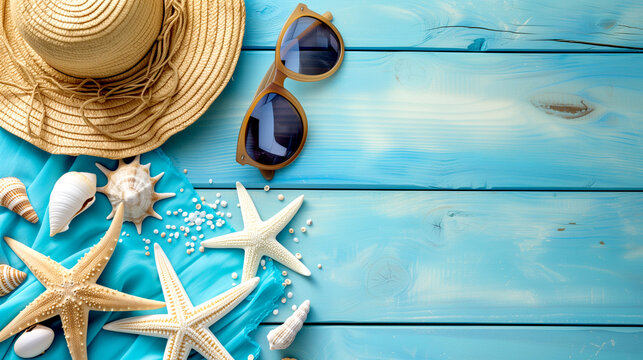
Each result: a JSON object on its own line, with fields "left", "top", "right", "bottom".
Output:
{"left": 267, "top": 299, "right": 310, "bottom": 350}
{"left": 49, "top": 172, "right": 96, "bottom": 236}
{"left": 0, "top": 177, "right": 38, "bottom": 223}
{"left": 96, "top": 155, "right": 175, "bottom": 234}
{"left": 0, "top": 264, "right": 27, "bottom": 297}
{"left": 14, "top": 324, "right": 54, "bottom": 358}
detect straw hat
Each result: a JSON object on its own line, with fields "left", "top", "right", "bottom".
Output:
{"left": 0, "top": 0, "right": 245, "bottom": 158}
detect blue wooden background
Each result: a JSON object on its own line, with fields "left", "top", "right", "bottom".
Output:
{"left": 162, "top": 0, "right": 643, "bottom": 358}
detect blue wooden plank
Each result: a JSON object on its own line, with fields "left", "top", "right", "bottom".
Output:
{"left": 251, "top": 325, "right": 643, "bottom": 360}
{"left": 163, "top": 51, "right": 643, "bottom": 190}
{"left": 197, "top": 190, "right": 643, "bottom": 324}
{"left": 242, "top": 0, "right": 643, "bottom": 51}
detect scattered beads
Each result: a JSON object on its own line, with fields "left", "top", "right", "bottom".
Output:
{"left": 161, "top": 232, "right": 166, "bottom": 238}
{"left": 295, "top": 253, "right": 302, "bottom": 259}
{"left": 272, "top": 309, "right": 279, "bottom": 315}
{"left": 281, "top": 298, "right": 287, "bottom": 304}
{"left": 285, "top": 279, "right": 292, "bottom": 286}
{"left": 144, "top": 246, "right": 149, "bottom": 251}
{"left": 153, "top": 229, "right": 159, "bottom": 234}
{"left": 145, "top": 251, "right": 150, "bottom": 256}
{"left": 306, "top": 218, "right": 313, "bottom": 226}
{"left": 166, "top": 210, "right": 171, "bottom": 215}
{"left": 183, "top": 169, "right": 188, "bottom": 174}
{"left": 300, "top": 227, "right": 307, "bottom": 233}
{"left": 209, "top": 178, "right": 213, "bottom": 184}
{"left": 216, "top": 192, "right": 221, "bottom": 198}
{"left": 180, "top": 188, "right": 184, "bottom": 192}
{"left": 292, "top": 305, "right": 297, "bottom": 311}
{"left": 278, "top": 194, "right": 284, "bottom": 201}
{"left": 231, "top": 272, "right": 238, "bottom": 280}
{"left": 264, "top": 185, "right": 270, "bottom": 191}
{"left": 221, "top": 200, "right": 228, "bottom": 207}
{"left": 226, "top": 212, "right": 232, "bottom": 218}
{"left": 281, "top": 271, "right": 288, "bottom": 276}
{"left": 260, "top": 259, "right": 266, "bottom": 266}
{"left": 199, "top": 246, "right": 204, "bottom": 253}
{"left": 287, "top": 292, "right": 293, "bottom": 299}
{"left": 317, "top": 264, "right": 322, "bottom": 269}
{"left": 293, "top": 237, "right": 299, "bottom": 243}
{"left": 195, "top": 204, "right": 202, "bottom": 210}
{"left": 288, "top": 228, "right": 294, "bottom": 234}
{"left": 248, "top": 355, "right": 255, "bottom": 360}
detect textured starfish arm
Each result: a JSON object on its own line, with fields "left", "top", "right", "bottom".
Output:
{"left": 200, "top": 231, "right": 252, "bottom": 249}
{"left": 60, "top": 307, "right": 89, "bottom": 360}
{"left": 240, "top": 248, "right": 262, "bottom": 282}
{"left": 192, "top": 277, "right": 260, "bottom": 326}
{"left": 154, "top": 243, "right": 193, "bottom": 314}
{"left": 78, "top": 284, "right": 165, "bottom": 312}
{"left": 190, "top": 328, "right": 233, "bottom": 360}
{"left": 264, "top": 194, "right": 304, "bottom": 237}
{"left": 103, "top": 314, "right": 177, "bottom": 338}
{"left": 71, "top": 203, "right": 124, "bottom": 283}
{"left": 164, "top": 332, "right": 192, "bottom": 360}
{"left": 266, "top": 240, "right": 311, "bottom": 277}
{"left": 3, "top": 237, "right": 66, "bottom": 287}
{"left": 0, "top": 290, "right": 59, "bottom": 342}
{"left": 235, "top": 182, "right": 262, "bottom": 228}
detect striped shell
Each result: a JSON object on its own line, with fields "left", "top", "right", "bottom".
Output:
{"left": 267, "top": 299, "right": 310, "bottom": 350}
{"left": 0, "top": 264, "right": 27, "bottom": 297}
{"left": 0, "top": 177, "right": 38, "bottom": 223}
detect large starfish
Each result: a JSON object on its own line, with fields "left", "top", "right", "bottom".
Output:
{"left": 201, "top": 182, "right": 311, "bottom": 282}
{"left": 0, "top": 203, "right": 165, "bottom": 360}
{"left": 104, "top": 243, "right": 260, "bottom": 360}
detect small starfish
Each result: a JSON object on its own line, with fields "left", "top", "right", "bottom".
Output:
{"left": 201, "top": 182, "right": 311, "bottom": 282}
{"left": 0, "top": 203, "right": 165, "bottom": 360}
{"left": 104, "top": 243, "right": 260, "bottom": 360}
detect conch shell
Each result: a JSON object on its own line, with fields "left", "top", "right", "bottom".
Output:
{"left": 96, "top": 155, "right": 175, "bottom": 234}
{"left": 0, "top": 264, "right": 27, "bottom": 297}
{"left": 49, "top": 172, "right": 97, "bottom": 236}
{"left": 267, "top": 299, "right": 310, "bottom": 350}
{"left": 0, "top": 177, "right": 38, "bottom": 223}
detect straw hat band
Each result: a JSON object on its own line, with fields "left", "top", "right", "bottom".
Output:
{"left": 11, "top": 0, "right": 164, "bottom": 78}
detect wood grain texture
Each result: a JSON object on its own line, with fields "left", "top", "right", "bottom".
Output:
{"left": 242, "top": 0, "right": 643, "bottom": 51}
{"left": 251, "top": 325, "right": 643, "bottom": 360}
{"left": 198, "top": 189, "right": 643, "bottom": 324}
{"left": 163, "top": 51, "right": 643, "bottom": 189}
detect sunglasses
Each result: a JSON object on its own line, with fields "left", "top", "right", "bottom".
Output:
{"left": 236, "top": 3, "right": 345, "bottom": 180}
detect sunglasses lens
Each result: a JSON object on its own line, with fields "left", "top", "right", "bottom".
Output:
{"left": 279, "top": 16, "right": 341, "bottom": 76}
{"left": 245, "top": 93, "right": 304, "bottom": 165}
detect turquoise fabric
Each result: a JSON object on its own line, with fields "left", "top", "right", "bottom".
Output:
{"left": 0, "top": 128, "right": 283, "bottom": 359}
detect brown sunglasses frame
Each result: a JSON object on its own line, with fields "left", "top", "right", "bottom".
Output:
{"left": 236, "top": 3, "right": 345, "bottom": 180}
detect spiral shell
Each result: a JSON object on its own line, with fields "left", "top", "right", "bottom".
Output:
{"left": 0, "top": 264, "right": 27, "bottom": 297}
{"left": 49, "top": 172, "right": 97, "bottom": 236}
{"left": 96, "top": 155, "right": 175, "bottom": 234}
{"left": 0, "top": 177, "right": 38, "bottom": 223}
{"left": 267, "top": 299, "right": 310, "bottom": 350}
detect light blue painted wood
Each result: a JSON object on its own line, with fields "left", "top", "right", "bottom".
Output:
{"left": 243, "top": 0, "right": 643, "bottom": 51}
{"left": 163, "top": 51, "right": 643, "bottom": 190}
{"left": 198, "top": 190, "right": 643, "bottom": 324}
{"left": 251, "top": 325, "right": 643, "bottom": 360}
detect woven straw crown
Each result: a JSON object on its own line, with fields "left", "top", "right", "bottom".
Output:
{"left": 0, "top": 0, "right": 245, "bottom": 158}
{"left": 12, "top": 0, "right": 165, "bottom": 78}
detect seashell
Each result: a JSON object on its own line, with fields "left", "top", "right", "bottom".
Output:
{"left": 14, "top": 324, "right": 55, "bottom": 358}
{"left": 0, "top": 264, "right": 27, "bottom": 297}
{"left": 96, "top": 155, "right": 175, "bottom": 234}
{"left": 267, "top": 299, "right": 310, "bottom": 350}
{"left": 0, "top": 177, "right": 38, "bottom": 223}
{"left": 49, "top": 172, "right": 97, "bottom": 236}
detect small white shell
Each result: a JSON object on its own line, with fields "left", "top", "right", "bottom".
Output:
{"left": 267, "top": 299, "right": 310, "bottom": 350}
{"left": 49, "top": 172, "right": 96, "bottom": 236}
{"left": 0, "top": 264, "right": 27, "bottom": 297}
{"left": 0, "top": 177, "right": 38, "bottom": 223}
{"left": 14, "top": 324, "right": 54, "bottom": 358}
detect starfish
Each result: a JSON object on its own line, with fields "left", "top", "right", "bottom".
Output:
{"left": 104, "top": 243, "right": 260, "bottom": 360}
{"left": 201, "top": 182, "right": 311, "bottom": 282}
{"left": 0, "top": 203, "right": 165, "bottom": 360}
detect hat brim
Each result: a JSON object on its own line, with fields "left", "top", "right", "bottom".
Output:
{"left": 0, "top": 0, "right": 245, "bottom": 159}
